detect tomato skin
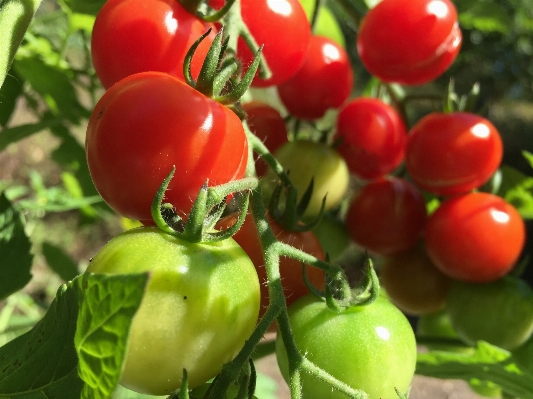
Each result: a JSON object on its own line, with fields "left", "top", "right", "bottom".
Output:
{"left": 406, "top": 112, "right": 503, "bottom": 195}
{"left": 243, "top": 101, "right": 288, "bottom": 177}
{"left": 262, "top": 141, "right": 350, "bottom": 220}
{"left": 380, "top": 243, "right": 452, "bottom": 315}
{"left": 345, "top": 177, "right": 427, "bottom": 256}
{"left": 275, "top": 295, "right": 417, "bottom": 399}
{"left": 91, "top": 0, "right": 216, "bottom": 89}
{"left": 446, "top": 277, "right": 533, "bottom": 350}
{"left": 357, "top": 0, "right": 462, "bottom": 85}
{"left": 334, "top": 98, "right": 406, "bottom": 180}
{"left": 86, "top": 226, "right": 260, "bottom": 395}
{"left": 216, "top": 213, "right": 325, "bottom": 320}
{"left": 238, "top": 0, "right": 311, "bottom": 87}
{"left": 277, "top": 36, "right": 353, "bottom": 120}
{"left": 425, "top": 193, "right": 525, "bottom": 283}
{"left": 85, "top": 72, "right": 248, "bottom": 223}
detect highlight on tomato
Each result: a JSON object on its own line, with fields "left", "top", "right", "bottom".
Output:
{"left": 424, "top": 192, "right": 525, "bottom": 283}
{"left": 85, "top": 71, "right": 248, "bottom": 223}
{"left": 86, "top": 226, "right": 261, "bottom": 395}
{"left": 277, "top": 35, "right": 354, "bottom": 120}
{"left": 357, "top": 0, "right": 462, "bottom": 85}
{"left": 345, "top": 177, "right": 427, "bottom": 256}
{"left": 333, "top": 97, "right": 406, "bottom": 180}
{"left": 91, "top": 0, "right": 216, "bottom": 89}
{"left": 276, "top": 294, "right": 417, "bottom": 399}
{"left": 406, "top": 112, "right": 503, "bottom": 196}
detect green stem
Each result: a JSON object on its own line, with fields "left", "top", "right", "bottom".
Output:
{"left": 247, "top": 128, "right": 292, "bottom": 186}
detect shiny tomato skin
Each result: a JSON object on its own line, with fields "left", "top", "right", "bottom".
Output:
{"left": 406, "top": 112, "right": 503, "bottom": 195}
{"left": 357, "top": 0, "right": 462, "bottom": 85}
{"left": 277, "top": 35, "right": 354, "bottom": 120}
{"left": 217, "top": 212, "right": 325, "bottom": 320}
{"left": 446, "top": 277, "right": 533, "bottom": 350}
{"left": 238, "top": 0, "right": 311, "bottom": 87}
{"left": 380, "top": 243, "right": 452, "bottom": 315}
{"left": 276, "top": 295, "right": 417, "bottom": 399}
{"left": 346, "top": 177, "right": 427, "bottom": 256}
{"left": 85, "top": 72, "right": 248, "bottom": 223}
{"left": 334, "top": 97, "right": 406, "bottom": 180}
{"left": 86, "top": 226, "right": 260, "bottom": 395}
{"left": 425, "top": 192, "right": 526, "bottom": 282}
{"left": 243, "top": 101, "right": 288, "bottom": 176}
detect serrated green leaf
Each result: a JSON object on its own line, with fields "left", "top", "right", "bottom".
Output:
{"left": 0, "top": 67, "right": 23, "bottom": 127}
{"left": 497, "top": 165, "right": 533, "bottom": 218}
{"left": 459, "top": 2, "right": 513, "bottom": 33}
{"left": 416, "top": 341, "right": 533, "bottom": 398}
{"left": 0, "top": 118, "right": 62, "bottom": 151}
{"left": 112, "top": 385, "right": 165, "bottom": 399}
{"left": 76, "top": 272, "right": 149, "bottom": 399}
{"left": 42, "top": 242, "right": 79, "bottom": 281}
{"left": 0, "top": 192, "right": 32, "bottom": 301}
{"left": 0, "top": 0, "right": 41, "bottom": 88}
{"left": 0, "top": 272, "right": 148, "bottom": 398}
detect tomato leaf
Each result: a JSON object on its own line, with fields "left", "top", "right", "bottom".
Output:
{"left": 459, "top": 2, "right": 512, "bottom": 34}
{"left": 42, "top": 242, "right": 80, "bottom": 282}
{"left": 62, "top": 0, "right": 106, "bottom": 16}
{"left": 0, "top": 67, "right": 23, "bottom": 127}
{"left": 416, "top": 341, "right": 533, "bottom": 399}
{"left": 0, "top": 192, "right": 32, "bottom": 301}
{"left": 76, "top": 272, "right": 149, "bottom": 399}
{"left": 0, "top": 119, "right": 62, "bottom": 151}
{"left": 497, "top": 165, "right": 533, "bottom": 219}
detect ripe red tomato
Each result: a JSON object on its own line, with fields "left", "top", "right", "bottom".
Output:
{"left": 333, "top": 97, "right": 406, "bottom": 180}
{"left": 357, "top": 0, "right": 462, "bottom": 85}
{"left": 242, "top": 101, "right": 288, "bottom": 176}
{"left": 425, "top": 192, "right": 526, "bottom": 282}
{"left": 238, "top": 0, "right": 311, "bottom": 87}
{"left": 277, "top": 35, "right": 354, "bottom": 120}
{"left": 216, "top": 212, "right": 325, "bottom": 321}
{"left": 91, "top": 0, "right": 216, "bottom": 89}
{"left": 380, "top": 243, "right": 452, "bottom": 315}
{"left": 406, "top": 112, "right": 503, "bottom": 195}
{"left": 345, "top": 177, "right": 427, "bottom": 256}
{"left": 85, "top": 72, "right": 248, "bottom": 223}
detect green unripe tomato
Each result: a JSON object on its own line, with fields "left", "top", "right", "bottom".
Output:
{"left": 86, "top": 227, "right": 260, "bottom": 395}
{"left": 262, "top": 140, "right": 350, "bottom": 221}
{"left": 417, "top": 310, "right": 472, "bottom": 353}
{"left": 275, "top": 295, "right": 417, "bottom": 399}
{"left": 311, "top": 213, "right": 351, "bottom": 261}
{"left": 446, "top": 276, "right": 533, "bottom": 351}
{"left": 299, "top": 0, "right": 345, "bottom": 47}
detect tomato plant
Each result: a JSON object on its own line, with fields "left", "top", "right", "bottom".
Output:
{"left": 91, "top": 0, "right": 216, "bottom": 89}
{"left": 216, "top": 212, "right": 325, "bottom": 321}
{"left": 262, "top": 140, "right": 350, "bottom": 220}
{"left": 85, "top": 226, "right": 260, "bottom": 395}
{"left": 277, "top": 35, "right": 353, "bottom": 120}
{"left": 406, "top": 112, "right": 503, "bottom": 195}
{"left": 357, "top": 0, "right": 462, "bottom": 85}
{"left": 446, "top": 277, "right": 533, "bottom": 351}
{"left": 243, "top": 101, "right": 288, "bottom": 177}
{"left": 275, "top": 294, "right": 417, "bottom": 399}
{"left": 85, "top": 71, "right": 248, "bottom": 223}
{"left": 345, "top": 177, "right": 427, "bottom": 256}
{"left": 425, "top": 192, "right": 526, "bottom": 282}
{"left": 333, "top": 97, "right": 406, "bottom": 180}
{"left": 238, "top": 0, "right": 311, "bottom": 87}
{"left": 380, "top": 242, "right": 452, "bottom": 315}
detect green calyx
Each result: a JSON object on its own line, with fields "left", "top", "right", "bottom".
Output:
{"left": 150, "top": 167, "right": 258, "bottom": 243}
{"left": 184, "top": 27, "right": 263, "bottom": 106}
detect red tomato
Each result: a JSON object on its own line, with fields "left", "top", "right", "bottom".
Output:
{"left": 277, "top": 35, "right": 354, "bottom": 120}
{"left": 345, "top": 178, "right": 427, "bottom": 256}
{"left": 217, "top": 212, "right": 325, "bottom": 321}
{"left": 91, "top": 0, "right": 216, "bottom": 89}
{"left": 86, "top": 72, "right": 248, "bottom": 223}
{"left": 425, "top": 193, "right": 526, "bottom": 283}
{"left": 238, "top": 0, "right": 311, "bottom": 87}
{"left": 242, "top": 101, "right": 288, "bottom": 176}
{"left": 333, "top": 97, "right": 406, "bottom": 180}
{"left": 380, "top": 242, "right": 452, "bottom": 315}
{"left": 406, "top": 112, "right": 503, "bottom": 196}
{"left": 357, "top": 0, "right": 462, "bottom": 85}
